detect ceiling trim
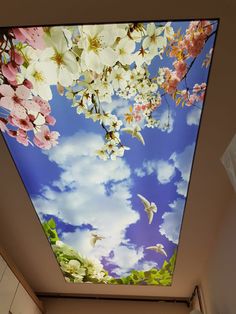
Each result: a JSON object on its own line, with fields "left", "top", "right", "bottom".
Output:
{"left": 38, "top": 293, "right": 190, "bottom": 305}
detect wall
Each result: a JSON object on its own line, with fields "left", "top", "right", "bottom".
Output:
{"left": 200, "top": 194, "right": 236, "bottom": 314}
{"left": 42, "top": 298, "right": 189, "bottom": 314}
{"left": 0, "top": 251, "right": 43, "bottom": 314}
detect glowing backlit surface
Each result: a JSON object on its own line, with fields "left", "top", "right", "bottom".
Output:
{"left": 0, "top": 20, "right": 218, "bottom": 285}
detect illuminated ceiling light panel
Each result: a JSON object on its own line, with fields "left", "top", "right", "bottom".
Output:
{"left": 0, "top": 20, "right": 218, "bottom": 285}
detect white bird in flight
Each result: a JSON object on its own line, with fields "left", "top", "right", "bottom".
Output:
{"left": 90, "top": 233, "right": 105, "bottom": 247}
{"left": 146, "top": 243, "right": 167, "bottom": 257}
{"left": 121, "top": 125, "right": 145, "bottom": 145}
{"left": 137, "top": 193, "right": 157, "bottom": 224}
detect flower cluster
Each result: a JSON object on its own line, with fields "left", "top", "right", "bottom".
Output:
{"left": 174, "top": 82, "right": 207, "bottom": 107}
{"left": 52, "top": 240, "right": 111, "bottom": 283}
{"left": 169, "top": 20, "right": 213, "bottom": 60}
{"left": 184, "top": 21, "right": 213, "bottom": 58}
{"left": 0, "top": 21, "right": 216, "bottom": 157}
{"left": 44, "top": 217, "right": 177, "bottom": 286}
{"left": 0, "top": 28, "right": 59, "bottom": 148}
{"left": 161, "top": 20, "right": 214, "bottom": 97}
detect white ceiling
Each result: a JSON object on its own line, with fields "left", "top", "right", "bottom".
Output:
{"left": 0, "top": 0, "right": 235, "bottom": 298}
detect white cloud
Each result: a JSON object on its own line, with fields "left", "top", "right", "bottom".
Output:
{"left": 159, "top": 198, "right": 185, "bottom": 244}
{"left": 156, "top": 160, "right": 176, "bottom": 184}
{"left": 142, "top": 160, "right": 156, "bottom": 175}
{"left": 109, "top": 249, "right": 159, "bottom": 277}
{"left": 135, "top": 159, "right": 175, "bottom": 184}
{"left": 157, "top": 109, "right": 174, "bottom": 133}
{"left": 138, "top": 260, "right": 158, "bottom": 271}
{"left": 186, "top": 107, "right": 201, "bottom": 126}
{"left": 61, "top": 229, "right": 146, "bottom": 278}
{"left": 33, "top": 131, "right": 141, "bottom": 272}
{"left": 62, "top": 228, "right": 121, "bottom": 262}
{"left": 170, "top": 143, "right": 195, "bottom": 182}
{"left": 109, "top": 245, "right": 144, "bottom": 276}
{"left": 175, "top": 180, "right": 188, "bottom": 197}
{"left": 134, "top": 167, "right": 146, "bottom": 177}
{"left": 102, "top": 98, "right": 130, "bottom": 118}
{"left": 134, "top": 143, "right": 195, "bottom": 197}
{"left": 44, "top": 131, "right": 130, "bottom": 189}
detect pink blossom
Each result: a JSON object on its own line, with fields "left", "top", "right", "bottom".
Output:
{"left": 134, "top": 104, "right": 142, "bottom": 112}
{"left": 1, "top": 63, "right": 18, "bottom": 82}
{"left": 134, "top": 114, "right": 142, "bottom": 122}
{"left": 201, "top": 82, "right": 207, "bottom": 89}
{"left": 8, "top": 130, "right": 17, "bottom": 137}
{"left": 22, "top": 100, "right": 40, "bottom": 113}
{"left": 16, "top": 129, "right": 29, "bottom": 146}
{"left": 28, "top": 114, "right": 36, "bottom": 122}
{"left": 186, "top": 94, "right": 198, "bottom": 106}
{"left": 199, "top": 92, "right": 205, "bottom": 101}
{"left": 11, "top": 116, "right": 34, "bottom": 131}
{"left": 187, "top": 21, "right": 199, "bottom": 32}
{"left": 23, "top": 79, "right": 33, "bottom": 90}
{"left": 33, "top": 126, "right": 59, "bottom": 150}
{"left": 184, "top": 21, "right": 213, "bottom": 58}
{"left": 173, "top": 60, "right": 187, "bottom": 79}
{"left": 134, "top": 104, "right": 148, "bottom": 112}
{"left": 0, "top": 84, "right": 35, "bottom": 119}
{"left": 33, "top": 97, "right": 51, "bottom": 115}
{"left": 8, "top": 115, "right": 15, "bottom": 126}
{"left": 8, "top": 129, "right": 29, "bottom": 146}
{"left": 167, "top": 75, "right": 180, "bottom": 94}
{"left": 10, "top": 50, "right": 24, "bottom": 65}
{"left": 181, "top": 89, "right": 190, "bottom": 101}
{"left": 170, "top": 20, "right": 213, "bottom": 61}
{"left": 162, "top": 70, "right": 180, "bottom": 95}
{"left": 0, "top": 84, "right": 18, "bottom": 110}
{"left": 200, "top": 20, "right": 213, "bottom": 36}
{"left": 12, "top": 27, "right": 45, "bottom": 50}
{"left": 193, "top": 84, "right": 202, "bottom": 93}
{"left": 186, "top": 34, "right": 205, "bottom": 58}
{"left": 193, "top": 83, "right": 206, "bottom": 94}
{"left": 0, "top": 117, "right": 8, "bottom": 133}
{"left": 45, "top": 115, "right": 56, "bottom": 126}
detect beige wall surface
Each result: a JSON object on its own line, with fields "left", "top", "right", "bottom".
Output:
{"left": 201, "top": 195, "right": 236, "bottom": 314}
{"left": 42, "top": 298, "right": 189, "bottom": 314}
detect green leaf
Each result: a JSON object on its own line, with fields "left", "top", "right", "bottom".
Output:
{"left": 48, "top": 218, "right": 56, "bottom": 229}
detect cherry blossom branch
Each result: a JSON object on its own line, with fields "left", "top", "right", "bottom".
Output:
{"left": 181, "top": 30, "right": 216, "bottom": 82}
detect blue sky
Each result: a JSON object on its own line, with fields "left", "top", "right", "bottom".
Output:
{"left": 2, "top": 20, "right": 217, "bottom": 281}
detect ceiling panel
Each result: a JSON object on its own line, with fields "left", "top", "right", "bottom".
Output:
{"left": 0, "top": 0, "right": 235, "bottom": 297}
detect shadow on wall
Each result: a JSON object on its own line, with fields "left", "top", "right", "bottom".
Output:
{"left": 200, "top": 194, "right": 236, "bottom": 314}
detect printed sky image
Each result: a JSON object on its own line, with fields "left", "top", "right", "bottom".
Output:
{"left": 0, "top": 20, "right": 218, "bottom": 285}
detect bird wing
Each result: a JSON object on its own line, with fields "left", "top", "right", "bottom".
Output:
{"left": 156, "top": 244, "right": 167, "bottom": 257}
{"left": 160, "top": 248, "right": 167, "bottom": 257}
{"left": 90, "top": 236, "right": 97, "bottom": 247}
{"left": 147, "top": 210, "right": 154, "bottom": 224}
{"left": 146, "top": 246, "right": 156, "bottom": 250}
{"left": 121, "top": 127, "right": 133, "bottom": 135}
{"left": 135, "top": 131, "right": 145, "bottom": 145}
{"left": 134, "top": 125, "right": 141, "bottom": 132}
{"left": 137, "top": 193, "right": 150, "bottom": 209}
{"left": 151, "top": 202, "right": 158, "bottom": 213}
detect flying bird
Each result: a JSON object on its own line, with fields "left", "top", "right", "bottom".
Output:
{"left": 90, "top": 233, "right": 105, "bottom": 247}
{"left": 121, "top": 125, "right": 145, "bottom": 145}
{"left": 146, "top": 243, "right": 167, "bottom": 257}
{"left": 137, "top": 193, "right": 157, "bottom": 224}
